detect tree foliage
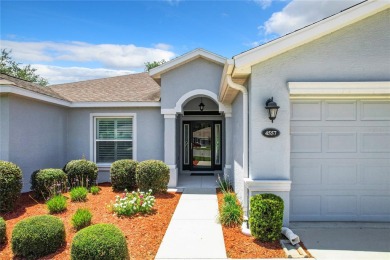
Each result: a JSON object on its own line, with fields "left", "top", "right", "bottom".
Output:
{"left": 144, "top": 59, "right": 166, "bottom": 72}
{"left": 0, "top": 49, "right": 49, "bottom": 86}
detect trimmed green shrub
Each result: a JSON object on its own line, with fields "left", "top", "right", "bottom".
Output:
{"left": 11, "top": 215, "right": 65, "bottom": 259}
{"left": 31, "top": 168, "right": 67, "bottom": 200}
{"left": 47, "top": 195, "right": 67, "bottom": 214}
{"left": 136, "top": 160, "right": 169, "bottom": 194}
{"left": 0, "top": 217, "right": 6, "bottom": 244}
{"left": 0, "top": 160, "right": 22, "bottom": 212}
{"left": 64, "top": 159, "right": 98, "bottom": 188}
{"left": 71, "top": 223, "right": 129, "bottom": 260}
{"left": 71, "top": 208, "right": 92, "bottom": 231}
{"left": 90, "top": 185, "right": 99, "bottom": 195}
{"left": 219, "top": 193, "right": 243, "bottom": 227}
{"left": 110, "top": 159, "right": 138, "bottom": 192}
{"left": 249, "top": 193, "right": 284, "bottom": 242}
{"left": 70, "top": 187, "right": 88, "bottom": 202}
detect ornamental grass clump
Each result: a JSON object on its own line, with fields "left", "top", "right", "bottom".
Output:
{"left": 70, "top": 186, "right": 88, "bottom": 202}
{"left": 31, "top": 168, "right": 67, "bottom": 200}
{"left": 0, "top": 160, "right": 23, "bottom": 212}
{"left": 70, "top": 223, "right": 129, "bottom": 260}
{"left": 110, "top": 159, "right": 138, "bottom": 192}
{"left": 0, "top": 217, "right": 6, "bottom": 244}
{"left": 71, "top": 208, "right": 92, "bottom": 231}
{"left": 249, "top": 193, "right": 284, "bottom": 242}
{"left": 110, "top": 189, "right": 155, "bottom": 217}
{"left": 11, "top": 215, "right": 65, "bottom": 259}
{"left": 47, "top": 195, "right": 67, "bottom": 214}
{"left": 90, "top": 185, "right": 100, "bottom": 195}
{"left": 219, "top": 192, "right": 243, "bottom": 227}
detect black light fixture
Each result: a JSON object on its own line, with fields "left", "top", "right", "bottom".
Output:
{"left": 199, "top": 97, "right": 205, "bottom": 111}
{"left": 265, "top": 97, "right": 280, "bottom": 123}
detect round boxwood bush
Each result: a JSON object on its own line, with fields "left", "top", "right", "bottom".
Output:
{"left": 136, "top": 160, "right": 169, "bottom": 194}
{"left": 0, "top": 160, "right": 22, "bottom": 212}
{"left": 64, "top": 159, "right": 98, "bottom": 188}
{"left": 110, "top": 159, "right": 138, "bottom": 191}
{"left": 11, "top": 215, "right": 65, "bottom": 259}
{"left": 0, "top": 217, "right": 6, "bottom": 244}
{"left": 249, "top": 193, "right": 284, "bottom": 242}
{"left": 31, "top": 169, "right": 67, "bottom": 200}
{"left": 71, "top": 223, "right": 129, "bottom": 260}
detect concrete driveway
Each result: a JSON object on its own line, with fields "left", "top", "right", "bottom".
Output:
{"left": 290, "top": 222, "right": 390, "bottom": 260}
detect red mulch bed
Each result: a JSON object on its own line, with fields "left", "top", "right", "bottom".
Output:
{"left": 0, "top": 183, "right": 181, "bottom": 260}
{"left": 216, "top": 190, "right": 286, "bottom": 259}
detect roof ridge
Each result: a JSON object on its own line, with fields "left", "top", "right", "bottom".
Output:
{"left": 49, "top": 71, "right": 147, "bottom": 87}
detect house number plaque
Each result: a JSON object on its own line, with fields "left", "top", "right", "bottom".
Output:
{"left": 262, "top": 128, "right": 280, "bottom": 138}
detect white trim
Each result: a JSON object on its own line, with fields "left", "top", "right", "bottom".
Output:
{"left": 289, "top": 82, "right": 390, "bottom": 99}
{"left": 0, "top": 85, "right": 162, "bottom": 108}
{"left": 89, "top": 113, "right": 137, "bottom": 167}
{"left": 164, "top": 114, "right": 176, "bottom": 119}
{"left": 0, "top": 85, "right": 71, "bottom": 107}
{"left": 70, "top": 102, "right": 161, "bottom": 108}
{"left": 171, "top": 89, "right": 232, "bottom": 115}
{"left": 233, "top": 1, "right": 389, "bottom": 76}
{"left": 244, "top": 178, "right": 292, "bottom": 192}
{"left": 149, "top": 49, "right": 226, "bottom": 79}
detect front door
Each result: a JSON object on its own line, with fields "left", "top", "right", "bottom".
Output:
{"left": 183, "top": 121, "right": 222, "bottom": 171}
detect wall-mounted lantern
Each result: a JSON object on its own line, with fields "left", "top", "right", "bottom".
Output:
{"left": 199, "top": 97, "right": 205, "bottom": 111}
{"left": 265, "top": 97, "right": 279, "bottom": 123}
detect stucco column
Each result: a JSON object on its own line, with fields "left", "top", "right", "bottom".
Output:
{"left": 164, "top": 114, "right": 178, "bottom": 187}
{"left": 224, "top": 113, "right": 232, "bottom": 181}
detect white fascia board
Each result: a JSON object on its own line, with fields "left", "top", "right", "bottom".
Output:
{"left": 149, "top": 49, "right": 226, "bottom": 79}
{"left": 218, "top": 59, "right": 234, "bottom": 102}
{"left": 244, "top": 178, "right": 292, "bottom": 192}
{"left": 289, "top": 82, "right": 390, "bottom": 96}
{"left": 70, "top": 101, "right": 161, "bottom": 108}
{"left": 0, "top": 85, "right": 71, "bottom": 107}
{"left": 234, "top": 0, "right": 390, "bottom": 76}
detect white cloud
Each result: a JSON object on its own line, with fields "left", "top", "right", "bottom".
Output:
{"left": 254, "top": 0, "right": 274, "bottom": 9}
{"left": 0, "top": 40, "right": 176, "bottom": 70}
{"left": 31, "top": 64, "right": 135, "bottom": 85}
{"left": 261, "top": 0, "right": 363, "bottom": 36}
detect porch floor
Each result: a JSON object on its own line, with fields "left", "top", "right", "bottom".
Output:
{"left": 177, "top": 174, "right": 219, "bottom": 188}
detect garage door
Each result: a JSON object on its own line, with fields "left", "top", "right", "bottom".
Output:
{"left": 290, "top": 100, "right": 390, "bottom": 221}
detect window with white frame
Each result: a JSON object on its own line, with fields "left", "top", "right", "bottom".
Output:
{"left": 93, "top": 116, "right": 134, "bottom": 164}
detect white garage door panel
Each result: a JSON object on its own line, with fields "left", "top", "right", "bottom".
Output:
{"left": 291, "top": 100, "right": 390, "bottom": 222}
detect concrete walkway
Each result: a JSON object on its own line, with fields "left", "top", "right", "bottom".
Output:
{"left": 155, "top": 188, "right": 227, "bottom": 259}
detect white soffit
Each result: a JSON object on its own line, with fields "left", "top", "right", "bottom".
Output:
{"left": 233, "top": 0, "right": 390, "bottom": 77}
{"left": 288, "top": 82, "right": 390, "bottom": 99}
{"left": 149, "top": 48, "right": 226, "bottom": 79}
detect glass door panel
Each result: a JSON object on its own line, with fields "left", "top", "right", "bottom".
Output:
{"left": 192, "top": 122, "right": 212, "bottom": 169}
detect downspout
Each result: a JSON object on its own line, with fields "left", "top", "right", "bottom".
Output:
{"left": 226, "top": 75, "right": 248, "bottom": 180}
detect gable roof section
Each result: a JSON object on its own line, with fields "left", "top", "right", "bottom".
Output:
{"left": 49, "top": 72, "right": 160, "bottom": 102}
{"left": 149, "top": 48, "right": 226, "bottom": 79}
{"left": 232, "top": 0, "right": 390, "bottom": 77}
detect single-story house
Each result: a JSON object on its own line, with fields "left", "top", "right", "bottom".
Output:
{"left": 0, "top": 0, "right": 389, "bottom": 224}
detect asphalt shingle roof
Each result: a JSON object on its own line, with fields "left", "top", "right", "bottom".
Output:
{"left": 0, "top": 73, "right": 67, "bottom": 101}
{"left": 49, "top": 72, "right": 160, "bottom": 102}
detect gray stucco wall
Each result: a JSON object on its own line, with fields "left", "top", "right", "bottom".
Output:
{"left": 67, "top": 107, "right": 164, "bottom": 182}
{"left": 160, "top": 58, "right": 223, "bottom": 109}
{"left": 0, "top": 95, "right": 9, "bottom": 161}
{"left": 249, "top": 9, "right": 390, "bottom": 181}
{"left": 7, "top": 95, "right": 68, "bottom": 191}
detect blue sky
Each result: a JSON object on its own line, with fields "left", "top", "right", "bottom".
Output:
{"left": 0, "top": 0, "right": 362, "bottom": 84}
